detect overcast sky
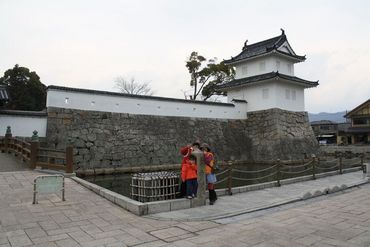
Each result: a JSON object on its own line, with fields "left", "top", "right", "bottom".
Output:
{"left": 1, "top": 0, "right": 370, "bottom": 113}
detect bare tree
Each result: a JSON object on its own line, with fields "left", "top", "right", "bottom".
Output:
{"left": 114, "top": 77, "right": 154, "bottom": 96}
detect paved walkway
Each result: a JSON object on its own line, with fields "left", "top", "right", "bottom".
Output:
{"left": 1, "top": 170, "right": 370, "bottom": 246}
{"left": 149, "top": 171, "right": 370, "bottom": 221}
{"left": 0, "top": 152, "right": 30, "bottom": 172}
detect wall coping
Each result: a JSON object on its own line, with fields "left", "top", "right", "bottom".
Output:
{"left": 0, "top": 110, "right": 47, "bottom": 117}
{"left": 47, "top": 85, "right": 235, "bottom": 107}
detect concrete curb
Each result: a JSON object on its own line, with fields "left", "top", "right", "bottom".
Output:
{"left": 70, "top": 176, "right": 194, "bottom": 216}
{"left": 146, "top": 175, "right": 370, "bottom": 221}
{"left": 71, "top": 168, "right": 367, "bottom": 218}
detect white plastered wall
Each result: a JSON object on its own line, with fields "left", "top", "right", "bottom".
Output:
{"left": 235, "top": 56, "right": 294, "bottom": 79}
{"left": 227, "top": 80, "right": 305, "bottom": 112}
{"left": 46, "top": 89, "right": 248, "bottom": 119}
{"left": 0, "top": 115, "right": 47, "bottom": 137}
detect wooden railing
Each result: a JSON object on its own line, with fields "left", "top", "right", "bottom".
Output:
{"left": 0, "top": 130, "right": 73, "bottom": 173}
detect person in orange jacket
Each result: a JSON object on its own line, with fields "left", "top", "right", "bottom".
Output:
{"left": 179, "top": 142, "right": 200, "bottom": 197}
{"left": 181, "top": 154, "right": 198, "bottom": 199}
{"left": 180, "top": 146, "right": 191, "bottom": 197}
{"left": 202, "top": 143, "right": 218, "bottom": 205}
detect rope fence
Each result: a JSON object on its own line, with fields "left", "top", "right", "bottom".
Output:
{"left": 233, "top": 171, "right": 278, "bottom": 182}
{"left": 280, "top": 167, "right": 312, "bottom": 175}
{"left": 232, "top": 164, "right": 277, "bottom": 174}
{"left": 280, "top": 161, "right": 312, "bottom": 170}
{"left": 214, "top": 153, "right": 366, "bottom": 195}
{"left": 316, "top": 163, "right": 338, "bottom": 170}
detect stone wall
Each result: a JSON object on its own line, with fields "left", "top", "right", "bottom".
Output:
{"left": 245, "top": 109, "right": 319, "bottom": 160}
{"left": 46, "top": 107, "right": 319, "bottom": 169}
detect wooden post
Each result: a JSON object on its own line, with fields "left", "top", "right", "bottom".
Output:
{"left": 339, "top": 154, "right": 343, "bottom": 174}
{"left": 21, "top": 141, "right": 26, "bottom": 162}
{"left": 227, "top": 161, "right": 233, "bottom": 195}
{"left": 276, "top": 159, "right": 281, "bottom": 187}
{"left": 312, "top": 154, "right": 316, "bottom": 180}
{"left": 4, "top": 126, "right": 12, "bottom": 153}
{"left": 29, "top": 130, "right": 39, "bottom": 169}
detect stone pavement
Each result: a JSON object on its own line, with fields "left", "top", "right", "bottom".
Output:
{"left": 0, "top": 152, "right": 30, "bottom": 172}
{"left": 1, "top": 170, "right": 370, "bottom": 246}
{"left": 149, "top": 171, "right": 369, "bottom": 221}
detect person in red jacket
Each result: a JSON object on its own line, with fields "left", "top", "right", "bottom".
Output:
{"left": 180, "top": 146, "right": 191, "bottom": 197}
{"left": 181, "top": 154, "right": 198, "bottom": 199}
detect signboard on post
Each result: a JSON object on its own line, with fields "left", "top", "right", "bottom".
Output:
{"left": 33, "top": 175, "right": 65, "bottom": 204}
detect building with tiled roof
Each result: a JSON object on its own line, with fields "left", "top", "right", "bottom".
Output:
{"left": 341, "top": 99, "right": 370, "bottom": 144}
{"left": 0, "top": 85, "right": 9, "bottom": 107}
{"left": 218, "top": 29, "right": 318, "bottom": 112}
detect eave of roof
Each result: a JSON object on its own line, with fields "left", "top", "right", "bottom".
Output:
{"left": 224, "top": 49, "right": 306, "bottom": 65}
{"left": 344, "top": 99, "right": 370, "bottom": 118}
{"left": 47, "top": 85, "right": 235, "bottom": 107}
{"left": 216, "top": 72, "right": 319, "bottom": 90}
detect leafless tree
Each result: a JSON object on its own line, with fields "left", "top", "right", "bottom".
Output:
{"left": 114, "top": 77, "right": 154, "bottom": 96}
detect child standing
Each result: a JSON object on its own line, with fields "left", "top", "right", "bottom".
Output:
{"left": 181, "top": 154, "right": 198, "bottom": 199}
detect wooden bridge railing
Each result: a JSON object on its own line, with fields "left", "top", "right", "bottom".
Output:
{"left": 0, "top": 127, "right": 73, "bottom": 173}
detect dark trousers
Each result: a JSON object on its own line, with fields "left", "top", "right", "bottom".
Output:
{"left": 180, "top": 181, "right": 187, "bottom": 197}
{"left": 186, "top": 178, "right": 198, "bottom": 197}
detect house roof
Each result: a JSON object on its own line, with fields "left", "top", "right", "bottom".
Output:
{"left": 0, "top": 85, "right": 9, "bottom": 101}
{"left": 216, "top": 72, "right": 319, "bottom": 90}
{"left": 310, "top": 120, "right": 337, "bottom": 125}
{"left": 344, "top": 99, "right": 370, "bottom": 118}
{"left": 224, "top": 29, "right": 306, "bottom": 64}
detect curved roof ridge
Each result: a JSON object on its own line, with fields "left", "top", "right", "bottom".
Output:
{"left": 225, "top": 30, "right": 305, "bottom": 64}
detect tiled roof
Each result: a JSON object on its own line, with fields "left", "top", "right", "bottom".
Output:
{"left": 216, "top": 72, "right": 319, "bottom": 90}
{"left": 310, "top": 120, "right": 337, "bottom": 125}
{"left": 344, "top": 99, "right": 370, "bottom": 118}
{"left": 0, "top": 86, "right": 9, "bottom": 101}
{"left": 224, "top": 30, "right": 305, "bottom": 64}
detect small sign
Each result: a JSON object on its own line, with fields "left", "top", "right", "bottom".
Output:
{"left": 33, "top": 175, "right": 65, "bottom": 204}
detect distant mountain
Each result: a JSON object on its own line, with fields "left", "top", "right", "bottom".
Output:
{"left": 308, "top": 111, "right": 347, "bottom": 123}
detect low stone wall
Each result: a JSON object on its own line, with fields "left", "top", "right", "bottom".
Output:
{"left": 46, "top": 107, "right": 319, "bottom": 169}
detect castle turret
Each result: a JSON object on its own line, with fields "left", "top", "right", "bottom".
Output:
{"left": 218, "top": 29, "right": 318, "bottom": 112}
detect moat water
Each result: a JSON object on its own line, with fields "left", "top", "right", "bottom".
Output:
{"left": 81, "top": 157, "right": 365, "bottom": 199}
